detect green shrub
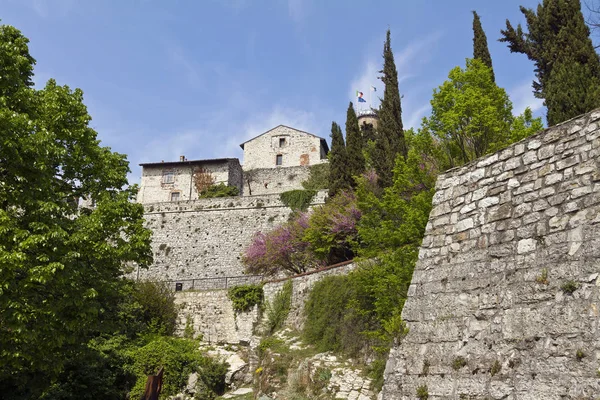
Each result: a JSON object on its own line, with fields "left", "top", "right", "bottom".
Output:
{"left": 199, "top": 183, "right": 239, "bottom": 198}
{"left": 416, "top": 384, "right": 429, "bottom": 400}
{"left": 303, "top": 274, "right": 370, "bottom": 356}
{"left": 116, "top": 280, "right": 179, "bottom": 337}
{"left": 490, "top": 360, "right": 501, "bottom": 376}
{"left": 183, "top": 316, "right": 195, "bottom": 339}
{"left": 280, "top": 189, "right": 317, "bottom": 211}
{"left": 40, "top": 335, "right": 136, "bottom": 400}
{"left": 266, "top": 280, "right": 293, "bottom": 334}
{"left": 228, "top": 284, "right": 264, "bottom": 312}
{"left": 301, "top": 163, "right": 330, "bottom": 190}
{"left": 576, "top": 349, "right": 585, "bottom": 361}
{"left": 128, "top": 336, "right": 227, "bottom": 399}
{"left": 258, "top": 336, "right": 286, "bottom": 358}
{"left": 452, "top": 356, "right": 467, "bottom": 370}
{"left": 561, "top": 280, "right": 579, "bottom": 294}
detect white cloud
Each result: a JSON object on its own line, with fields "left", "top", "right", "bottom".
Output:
{"left": 25, "top": 0, "right": 75, "bottom": 18}
{"left": 166, "top": 44, "right": 203, "bottom": 89}
{"left": 288, "top": 0, "right": 308, "bottom": 24}
{"left": 405, "top": 102, "right": 431, "bottom": 130}
{"left": 395, "top": 33, "right": 441, "bottom": 83}
{"left": 509, "top": 80, "right": 545, "bottom": 115}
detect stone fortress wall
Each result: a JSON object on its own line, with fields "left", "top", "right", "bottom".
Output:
{"left": 136, "top": 190, "right": 328, "bottom": 283}
{"left": 242, "top": 165, "right": 312, "bottom": 196}
{"left": 382, "top": 110, "right": 600, "bottom": 399}
{"left": 174, "top": 261, "right": 357, "bottom": 344}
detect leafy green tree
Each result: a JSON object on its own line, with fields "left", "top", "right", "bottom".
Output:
{"left": 328, "top": 121, "right": 351, "bottom": 196}
{"left": 301, "top": 163, "right": 330, "bottom": 191}
{"left": 510, "top": 106, "right": 545, "bottom": 142}
{"left": 345, "top": 102, "right": 365, "bottom": 185}
{"left": 0, "top": 24, "right": 152, "bottom": 397}
{"left": 421, "top": 59, "right": 514, "bottom": 169}
{"left": 472, "top": 10, "right": 495, "bottom": 82}
{"left": 303, "top": 191, "right": 361, "bottom": 264}
{"left": 373, "top": 30, "right": 407, "bottom": 188}
{"left": 500, "top": 0, "right": 600, "bottom": 125}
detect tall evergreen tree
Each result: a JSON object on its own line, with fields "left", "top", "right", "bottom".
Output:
{"left": 328, "top": 122, "right": 351, "bottom": 197}
{"left": 500, "top": 0, "right": 600, "bottom": 125}
{"left": 373, "top": 30, "right": 406, "bottom": 188}
{"left": 345, "top": 102, "right": 365, "bottom": 185}
{"left": 472, "top": 10, "right": 495, "bottom": 82}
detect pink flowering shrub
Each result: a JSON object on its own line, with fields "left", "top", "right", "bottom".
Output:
{"left": 242, "top": 212, "right": 323, "bottom": 275}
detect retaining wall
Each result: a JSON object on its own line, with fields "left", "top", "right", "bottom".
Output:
{"left": 381, "top": 110, "right": 600, "bottom": 399}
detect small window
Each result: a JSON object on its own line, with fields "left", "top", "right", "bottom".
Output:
{"left": 276, "top": 154, "right": 283, "bottom": 166}
{"left": 170, "top": 192, "right": 180, "bottom": 202}
{"left": 279, "top": 138, "right": 286, "bottom": 147}
{"left": 163, "top": 171, "right": 175, "bottom": 184}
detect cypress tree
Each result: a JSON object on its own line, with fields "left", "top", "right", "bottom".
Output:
{"left": 360, "top": 121, "right": 376, "bottom": 145}
{"left": 500, "top": 0, "right": 600, "bottom": 125}
{"left": 472, "top": 10, "right": 495, "bottom": 82}
{"left": 374, "top": 29, "right": 406, "bottom": 188}
{"left": 345, "top": 102, "right": 365, "bottom": 185}
{"left": 328, "top": 122, "right": 351, "bottom": 197}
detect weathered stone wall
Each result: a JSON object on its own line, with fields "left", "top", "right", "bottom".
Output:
{"left": 242, "top": 125, "right": 327, "bottom": 170}
{"left": 173, "top": 261, "right": 356, "bottom": 344}
{"left": 175, "top": 290, "right": 258, "bottom": 344}
{"left": 242, "top": 165, "right": 312, "bottom": 196}
{"left": 382, "top": 110, "right": 600, "bottom": 399}
{"left": 137, "top": 191, "right": 328, "bottom": 282}
{"left": 137, "top": 159, "right": 242, "bottom": 204}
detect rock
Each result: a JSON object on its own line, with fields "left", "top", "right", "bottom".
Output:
{"left": 185, "top": 372, "right": 198, "bottom": 393}
{"left": 222, "top": 387, "right": 254, "bottom": 398}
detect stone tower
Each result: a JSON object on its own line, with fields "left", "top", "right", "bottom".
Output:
{"left": 357, "top": 110, "right": 378, "bottom": 130}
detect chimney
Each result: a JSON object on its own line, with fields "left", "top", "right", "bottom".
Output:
{"left": 179, "top": 155, "right": 185, "bottom": 162}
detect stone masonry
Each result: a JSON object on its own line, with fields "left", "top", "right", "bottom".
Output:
{"left": 242, "top": 165, "right": 312, "bottom": 196}
{"left": 136, "top": 191, "right": 328, "bottom": 282}
{"left": 137, "top": 158, "right": 243, "bottom": 204}
{"left": 240, "top": 125, "right": 328, "bottom": 170}
{"left": 381, "top": 110, "right": 600, "bottom": 399}
{"left": 174, "top": 261, "right": 357, "bottom": 345}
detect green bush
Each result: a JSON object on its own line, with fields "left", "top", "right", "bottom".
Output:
{"left": 266, "top": 280, "right": 293, "bottom": 334}
{"left": 279, "top": 189, "right": 317, "bottom": 211}
{"left": 128, "top": 336, "right": 228, "bottom": 399}
{"left": 112, "top": 280, "right": 179, "bottom": 337}
{"left": 40, "top": 335, "right": 136, "bottom": 400}
{"left": 561, "top": 280, "right": 579, "bottom": 294}
{"left": 301, "top": 163, "right": 330, "bottom": 190}
{"left": 416, "top": 384, "right": 429, "bottom": 400}
{"left": 200, "top": 183, "right": 239, "bottom": 198}
{"left": 228, "top": 284, "right": 264, "bottom": 312}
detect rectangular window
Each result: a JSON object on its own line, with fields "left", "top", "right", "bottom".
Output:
{"left": 279, "top": 138, "right": 286, "bottom": 147}
{"left": 163, "top": 171, "right": 175, "bottom": 184}
{"left": 170, "top": 192, "right": 180, "bottom": 202}
{"left": 276, "top": 154, "right": 283, "bottom": 166}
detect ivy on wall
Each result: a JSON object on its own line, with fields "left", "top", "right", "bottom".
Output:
{"left": 279, "top": 189, "right": 317, "bottom": 211}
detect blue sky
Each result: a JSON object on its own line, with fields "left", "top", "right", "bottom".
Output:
{"left": 2, "top": 0, "right": 548, "bottom": 182}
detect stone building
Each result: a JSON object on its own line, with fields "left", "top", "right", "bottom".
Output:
{"left": 137, "top": 157, "right": 243, "bottom": 204}
{"left": 240, "top": 125, "right": 328, "bottom": 195}
{"left": 240, "top": 125, "right": 328, "bottom": 170}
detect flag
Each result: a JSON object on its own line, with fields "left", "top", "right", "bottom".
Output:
{"left": 356, "top": 91, "right": 366, "bottom": 103}
{"left": 370, "top": 86, "right": 377, "bottom": 92}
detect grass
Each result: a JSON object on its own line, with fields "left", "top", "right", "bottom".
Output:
{"left": 561, "top": 280, "right": 579, "bottom": 294}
